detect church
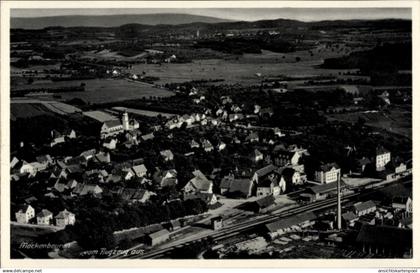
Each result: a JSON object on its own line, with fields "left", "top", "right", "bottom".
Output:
{"left": 100, "top": 112, "right": 139, "bottom": 139}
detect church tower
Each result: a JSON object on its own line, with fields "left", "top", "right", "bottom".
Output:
{"left": 122, "top": 111, "right": 129, "bottom": 131}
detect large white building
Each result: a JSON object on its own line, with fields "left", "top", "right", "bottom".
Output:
{"left": 314, "top": 163, "right": 341, "bottom": 184}
{"left": 376, "top": 146, "right": 391, "bottom": 171}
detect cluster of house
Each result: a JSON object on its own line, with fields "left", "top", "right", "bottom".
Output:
{"left": 342, "top": 197, "right": 412, "bottom": 229}
{"left": 15, "top": 204, "right": 75, "bottom": 228}
{"left": 11, "top": 142, "right": 222, "bottom": 207}
{"left": 218, "top": 145, "right": 312, "bottom": 198}
{"left": 212, "top": 96, "right": 275, "bottom": 123}
{"left": 189, "top": 138, "right": 226, "bottom": 152}
{"left": 164, "top": 112, "right": 220, "bottom": 130}
{"left": 11, "top": 150, "right": 111, "bottom": 179}
{"left": 355, "top": 146, "right": 409, "bottom": 180}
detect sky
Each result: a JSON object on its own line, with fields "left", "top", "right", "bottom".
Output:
{"left": 11, "top": 8, "right": 411, "bottom": 22}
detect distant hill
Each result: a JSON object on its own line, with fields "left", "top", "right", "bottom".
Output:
{"left": 11, "top": 13, "right": 232, "bottom": 29}
{"left": 115, "top": 18, "right": 411, "bottom": 36}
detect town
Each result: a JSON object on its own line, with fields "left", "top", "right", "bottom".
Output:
{"left": 9, "top": 11, "right": 412, "bottom": 259}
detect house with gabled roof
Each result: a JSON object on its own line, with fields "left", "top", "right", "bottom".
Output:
{"left": 201, "top": 139, "right": 214, "bottom": 152}
{"left": 80, "top": 149, "right": 96, "bottom": 161}
{"left": 341, "top": 211, "right": 358, "bottom": 228}
{"left": 132, "top": 164, "right": 147, "bottom": 178}
{"left": 256, "top": 179, "right": 281, "bottom": 197}
{"left": 220, "top": 175, "right": 253, "bottom": 198}
{"left": 50, "top": 129, "right": 76, "bottom": 147}
{"left": 10, "top": 156, "right": 20, "bottom": 169}
{"left": 184, "top": 192, "right": 218, "bottom": 205}
{"left": 37, "top": 209, "right": 53, "bottom": 225}
{"left": 153, "top": 169, "right": 178, "bottom": 188}
{"left": 93, "top": 151, "right": 111, "bottom": 164}
{"left": 160, "top": 150, "right": 174, "bottom": 161}
{"left": 274, "top": 150, "right": 301, "bottom": 166}
{"left": 15, "top": 204, "right": 35, "bottom": 224}
{"left": 66, "top": 179, "right": 78, "bottom": 189}
{"left": 19, "top": 161, "right": 48, "bottom": 176}
{"left": 183, "top": 170, "right": 213, "bottom": 194}
{"left": 36, "top": 154, "right": 53, "bottom": 165}
{"left": 103, "top": 138, "right": 118, "bottom": 150}
{"left": 252, "top": 164, "right": 278, "bottom": 185}
{"left": 55, "top": 209, "right": 76, "bottom": 227}
{"left": 280, "top": 167, "right": 301, "bottom": 186}
{"left": 54, "top": 180, "right": 67, "bottom": 193}
{"left": 120, "top": 168, "right": 135, "bottom": 181}
{"left": 73, "top": 184, "right": 103, "bottom": 196}
{"left": 118, "top": 188, "right": 155, "bottom": 203}
{"left": 49, "top": 166, "right": 68, "bottom": 180}
{"left": 252, "top": 149, "right": 264, "bottom": 162}
{"left": 353, "top": 200, "right": 377, "bottom": 216}
{"left": 190, "top": 139, "right": 200, "bottom": 149}
{"left": 217, "top": 141, "right": 226, "bottom": 151}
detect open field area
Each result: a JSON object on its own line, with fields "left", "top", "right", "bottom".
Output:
{"left": 11, "top": 78, "right": 173, "bottom": 104}
{"left": 130, "top": 47, "right": 359, "bottom": 85}
{"left": 112, "top": 107, "right": 176, "bottom": 118}
{"left": 327, "top": 106, "right": 412, "bottom": 139}
{"left": 11, "top": 99, "right": 82, "bottom": 120}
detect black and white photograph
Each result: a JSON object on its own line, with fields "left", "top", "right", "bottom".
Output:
{"left": 1, "top": 1, "right": 418, "bottom": 267}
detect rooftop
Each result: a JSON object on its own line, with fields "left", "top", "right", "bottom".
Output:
{"left": 354, "top": 200, "right": 376, "bottom": 212}
{"left": 265, "top": 212, "right": 316, "bottom": 232}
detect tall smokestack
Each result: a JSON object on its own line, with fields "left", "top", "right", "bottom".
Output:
{"left": 337, "top": 178, "right": 342, "bottom": 230}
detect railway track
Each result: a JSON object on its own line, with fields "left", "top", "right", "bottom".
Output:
{"left": 117, "top": 177, "right": 411, "bottom": 259}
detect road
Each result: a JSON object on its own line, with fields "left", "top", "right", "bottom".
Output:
{"left": 115, "top": 176, "right": 411, "bottom": 259}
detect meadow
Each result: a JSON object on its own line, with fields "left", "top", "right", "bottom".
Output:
{"left": 130, "top": 45, "right": 360, "bottom": 86}
{"left": 327, "top": 106, "right": 412, "bottom": 139}
{"left": 11, "top": 99, "right": 82, "bottom": 120}
{"left": 12, "top": 78, "right": 173, "bottom": 104}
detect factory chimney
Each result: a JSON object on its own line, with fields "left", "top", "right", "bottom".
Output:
{"left": 337, "top": 178, "right": 342, "bottom": 230}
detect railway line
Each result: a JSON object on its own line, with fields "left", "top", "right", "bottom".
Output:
{"left": 116, "top": 177, "right": 411, "bottom": 259}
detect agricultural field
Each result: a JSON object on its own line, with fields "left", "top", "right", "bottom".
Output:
{"left": 327, "top": 106, "right": 412, "bottom": 139}
{"left": 10, "top": 103, "right": 53, "bottom": 120}
{"left": 12, "top": 78, "right": 174, "bottom": 104}
{"left": 80, "top": 49, "right": 148, "bottom": 61}
{"left": 83, "top": 110, "right": 119, "bottom": 122}
{"left": 11, "top": 99, "right": 82, "bottom": 120}
{"left": 130, "top": 45, "right": 362, "bottom": 85}
{"left": 112, "top": 106, "right": 176, "bottom": 118}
